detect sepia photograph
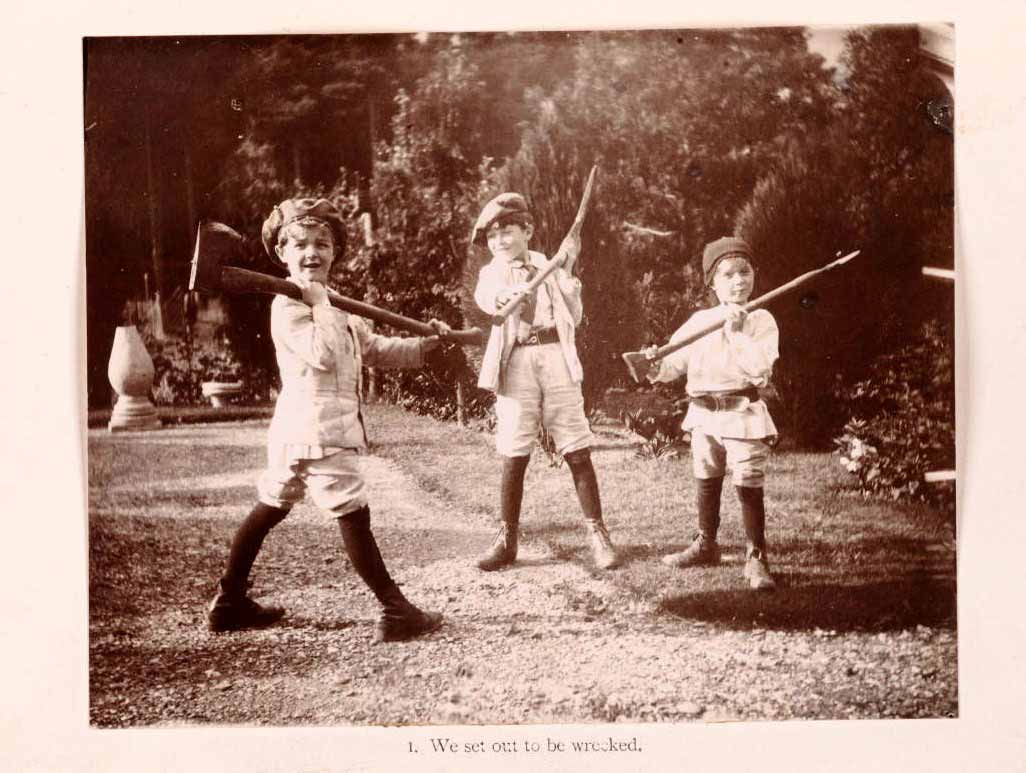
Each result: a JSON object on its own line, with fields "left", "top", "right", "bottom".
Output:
{"left": 81, "top": 25, "right": 958, "bottom": 731}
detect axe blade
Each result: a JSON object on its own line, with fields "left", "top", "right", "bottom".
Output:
{"left": 189, "top": 222, "right": 247, "bottom": 293}
{"left": 621, "top": 350, "right": 650, "bottom": 384}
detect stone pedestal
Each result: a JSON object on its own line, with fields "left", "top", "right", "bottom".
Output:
{"left": 107, "top": 325, "right": 161, "bottom": 432}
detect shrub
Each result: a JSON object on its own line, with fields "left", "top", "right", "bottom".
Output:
{"left": 621, "top": 399, "right": 689, "bottom": 460}
{"left": 147, "top": 335, "right": 275, "bottom": 407}
{"left": 833, "top": 320, "right": 954, "bottom": 514}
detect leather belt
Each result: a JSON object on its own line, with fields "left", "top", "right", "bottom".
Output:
{"left": 516, "top": 328, "right": 560, "bottom": 346}
{"left": 689, "top": 387, "right": 761, "bottom": 411}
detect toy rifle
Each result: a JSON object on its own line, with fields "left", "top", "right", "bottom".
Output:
{"left": 490, "top": 165, "right": 598, "bottom": 326}
{"left": 190, "top": 222, "right": 486, "bottom": 345}
{"left": 621, "top": 250, "right": 861, "bottom": 382}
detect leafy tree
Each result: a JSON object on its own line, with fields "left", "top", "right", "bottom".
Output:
{"left": 336, "top": 44, "right": 497, "bottom": 419}
{"left": 475, "top": 29, "right": 836, "bottom": 402}
{"left": 735, "top": 25, "right": 954, "bottom": 445}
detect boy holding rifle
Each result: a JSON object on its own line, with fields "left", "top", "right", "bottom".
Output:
{"left": 472, "top": 192, "right": 622, "bottom": 572}
{"left": 207, "top": 197, "right": 448, "bottom": 640}
{"left": 644, "top": 237, "right": 778, "bottom": 591}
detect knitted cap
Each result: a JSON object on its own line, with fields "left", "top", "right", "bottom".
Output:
{"left": 471, "top": 192, "right": 533, "bottom": 246}
{"left": 261, "top": 198, "right": 347, "bottom": 259}
{"left": 702, "top": 236, "right": 753, "bottom": 285}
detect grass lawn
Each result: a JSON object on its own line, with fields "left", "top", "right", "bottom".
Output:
{"left": 369, "top": 403, "right": 957, "bottom": 634}
{"left": 87, "top": 402, "right": 957, "bottom": 725}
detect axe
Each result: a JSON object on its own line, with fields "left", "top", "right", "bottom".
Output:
{"left": 491, "top": 165, "right": 598, "bottom": 326}
{"left": 621, "top": 250, "right": 861, "bottom": 382}
{"left": 189, "top": 222, "right": 486, "bottom": 345}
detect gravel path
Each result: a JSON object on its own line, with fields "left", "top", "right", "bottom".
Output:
{"left": 88, "top": 423, "right": 957, "bottom": 727}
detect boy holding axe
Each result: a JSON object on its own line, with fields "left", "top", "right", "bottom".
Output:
{"left": 471, "top": 184, "right": 622, "bottom": 572}
{"left": 640, "top": 237, "right": 779, "bottom": 590}
{"left": 207, "top": 197, "right": 447, "bottom": 641}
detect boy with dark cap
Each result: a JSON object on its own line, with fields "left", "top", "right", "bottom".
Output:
{"left": 207, "top": 197, "right": 448, "bottom": 640}
{"left": 643, "top": 236, "right": 778, "bottom": 590}
{"left": 471, "top": 192, "right": 622, "bottom": 572}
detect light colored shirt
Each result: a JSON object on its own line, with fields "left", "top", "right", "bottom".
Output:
{"left": 475, "top": 250, "right": 583, "bottom": 393}
{"left": 266, "top": 292, "right": 424, "bottom": 451}
{"left": 651, "top": 306, "right": 779, "bottom": 439}
{"left": 508, "top": 259, "right": 557, "bottom": 340}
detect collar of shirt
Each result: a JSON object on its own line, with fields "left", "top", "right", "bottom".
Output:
{"left": 510, "top": 258, "right": 535, "bottom": 274}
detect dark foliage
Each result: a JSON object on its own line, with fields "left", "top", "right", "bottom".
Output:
{"left": 833, "top": 320, "right": 955, "bottom": 515}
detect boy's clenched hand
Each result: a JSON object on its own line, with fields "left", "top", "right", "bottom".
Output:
{"left": 421, "top": 319, "right": 452, "bottom": 351}
{"left": 495, "top": 282, "right": 531, "bottom": 309}
{"left": 723, "top": 303, "right": 747, "bottom": 335}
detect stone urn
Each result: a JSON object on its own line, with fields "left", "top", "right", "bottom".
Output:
{"left": 107, "top": 325, "right": 161, "bottom": 432}
{"left": 201, "top": 380, "right": 244, "bottom": 408}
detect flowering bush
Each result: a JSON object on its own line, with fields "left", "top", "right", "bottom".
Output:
{"left": 833, "top": 321, "right": 954, "bottom": 514}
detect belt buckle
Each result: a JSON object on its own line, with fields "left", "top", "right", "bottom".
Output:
{"left": 525, "top": 333, "right": 539, "bottom": 345}
{"left": 713, "top": 395, "right": 727, "bottom": 411}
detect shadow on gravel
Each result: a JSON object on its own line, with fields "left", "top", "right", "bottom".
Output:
{"left": 90, "top": 635, "right": 345, "bottom": 690}
{"left": 659, "top": 573, "right": 957, "bottom": 632}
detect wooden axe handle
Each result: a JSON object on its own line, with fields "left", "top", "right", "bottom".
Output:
{"left": 489, "top": 254, "right": 567, "bottom": 326}
{"left": 325, "top": 288, "right": 485, "bottom": 345}
{"left": 491, "top": 165, "right": 598, "bottom": 325}
{"left": 217, "top": 265, "right": 485, "bottom": 345}
{"left": 621, "top": 250, "right": 861, "bottom": 382}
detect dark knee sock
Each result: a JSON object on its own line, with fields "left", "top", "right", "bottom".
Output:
{"left": 221, "top": 502, "right": 290, "bottom": 591}
{"left": 697, "top": 476, "right": 724, "bottom": 539}
{"left": 499, "top": 455, "right": 530, "bottom": 527}
{"left": 565, "top": 448, "right": 602, "bottom": 522}
{"left": 736, "top": 485, "right": 766, "bottom": 552}
{"left": 337, "top": 506, "right": 400, "bottom": 606}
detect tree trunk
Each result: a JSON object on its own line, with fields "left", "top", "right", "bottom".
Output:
{"left": 144, "top": 118, "right": 164, "bottom": 339}
{"left": 184, "top": 142, "right": 197, "bottom": 232}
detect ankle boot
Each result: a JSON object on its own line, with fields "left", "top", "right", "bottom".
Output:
{"left": 736, "top": 484, "right": 766, "bottom": 552}
{"left": 208, "top": 502, "right": 289, "bottom": 632}
{"left": 338, "top": 507, "right": 442, "bottom": 642}
{"left": 477, "top": 455, "right": 529, "bottom": 571}
{"left": 565, "top": 448, "right": 622, "bottom": 570}
{"left": 737, "top": 486, "right": 775, "bottom": 590}
{"left": 662, "top": 477, "right": 723, "bottom": 567}
{"left": 374, "top": 585, "right": 445, "bottom": 643}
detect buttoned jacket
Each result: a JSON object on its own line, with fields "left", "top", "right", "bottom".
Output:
{"left": 266, "top": 294, "right": 423, "bottom": 448}
{"left": 474, "top": 250, "right": 584, "bottom": 393}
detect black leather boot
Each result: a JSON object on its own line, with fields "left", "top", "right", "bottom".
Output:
{"left": 737, "top": 485, "right": 775, "bottom": 591}
{"left": 476, "top": 455, "right": 529, "bottom": 571}
{"left": 338, "top": 507, "right": 442, "bottom": 642}
{"left": 208, "top": 502, "right": 290, "bottom": 632}
{"left": 662, "top": 476, "right": 723, "bottom": 567}
{"left": 565, "top": 448, "right": 622, "bottom": 570}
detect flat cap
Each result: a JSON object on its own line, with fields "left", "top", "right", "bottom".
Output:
{"left": 702, "top": 236, "right": 753, "bottom": 285}
{"left": 471, "top": 192, "right": 532, "bottom": 246}
{"left": 261, "top": 198, "right": 347, "bottom": 259}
